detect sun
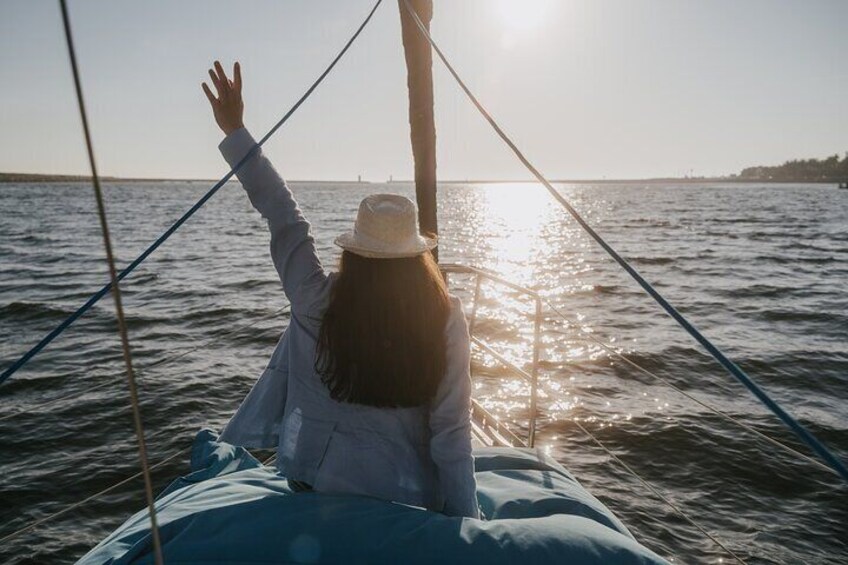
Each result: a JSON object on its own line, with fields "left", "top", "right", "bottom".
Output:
{"left": 495, "top": 0, "right": 555, "bottom": 34}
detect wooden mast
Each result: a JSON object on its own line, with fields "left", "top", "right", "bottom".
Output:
{"left": 398, "top": 0, "right": 438, "bottom": 260}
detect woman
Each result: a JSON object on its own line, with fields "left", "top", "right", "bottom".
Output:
{"left": 202, "top": 61, "right": 479, "bottom": 518}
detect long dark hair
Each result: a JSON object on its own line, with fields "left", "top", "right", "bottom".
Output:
{"left": 315, "top": 250, "right": 451, "bottom": 408}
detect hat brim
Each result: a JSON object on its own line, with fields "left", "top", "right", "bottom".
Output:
{"left": 334, "top": 231, "right": 437, "bottom": 259}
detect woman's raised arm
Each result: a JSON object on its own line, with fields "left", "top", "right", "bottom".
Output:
{"left": 203, "top": 61, "right": 328, "bottom": 313}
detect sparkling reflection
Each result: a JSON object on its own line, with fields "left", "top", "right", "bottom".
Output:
{"left": 447, "top": 181, "right": 669, "bottom": 441}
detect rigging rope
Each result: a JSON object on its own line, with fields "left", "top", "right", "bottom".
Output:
{"left": 467, "top": 301, "right": 743, "bottom": 561}
{"left": 0, "top": 445, "right": 190, "bottom": 546}
{"left": 57, "top": 1, "right": 162, "bottom": 562}
{"left": 571, "top": 419, "right": 747, "bottom": 564}
{"left": 0, "top": 305, "right": 290, "bottom": 423}
{"left": 0, "top": 387, "right": 284, "bottom": 544}
{"left": 398, "top": 0, "right": 848, "bottom": 482}
{"left": 538, "top": 297, "right": 840, "bottom": 477}
{"left": 0, "top": 0, "right": 384, "bottom": 387}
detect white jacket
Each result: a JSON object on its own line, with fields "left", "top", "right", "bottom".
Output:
{"left": 217, "top": 128, "right": 479, "bottom": 519}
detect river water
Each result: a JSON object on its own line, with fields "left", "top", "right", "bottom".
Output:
{"left": 0, "top": 180, "right": 846, "bottom": 563}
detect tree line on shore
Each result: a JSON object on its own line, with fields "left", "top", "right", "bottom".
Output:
{"left": 737, "top": 152, "right": 848, "bottom": 182}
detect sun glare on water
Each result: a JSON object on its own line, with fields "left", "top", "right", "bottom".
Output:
{"left": 478, "top": 182, "right": 550, "bottom": 285}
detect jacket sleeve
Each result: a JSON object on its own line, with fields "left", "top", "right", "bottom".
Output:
{"left": 218, "top": 327, "right": 291, "bottom": 449}
{"left": 429, "top": 296, "right": 480, "bottom": 519}
{"left": 219, "top": 128, "right": 327, "bottom": 313}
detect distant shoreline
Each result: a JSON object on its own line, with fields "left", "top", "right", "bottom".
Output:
{"left": 0, "top": 172, "right": 840, "bottom": 185}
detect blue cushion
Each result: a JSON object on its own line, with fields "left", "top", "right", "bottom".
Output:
{"left": 78, "top": 430, "right": 668, "bottom": 564}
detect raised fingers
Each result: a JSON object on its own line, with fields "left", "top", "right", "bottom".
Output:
{"left": 201, "top": 82, "right": 217, "bottom": 105}
{"left": 214, "top": 61, "right": 230, "bottom": 93}
{"left": 208, "top": 67, "right": 225, "bottom": 99}
{"left": 233, "top": 61, "right": 242, "bottom": 93}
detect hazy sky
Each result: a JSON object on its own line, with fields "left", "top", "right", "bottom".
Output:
{"left": 1, "top": 0, "right": 846, "bottom": 180}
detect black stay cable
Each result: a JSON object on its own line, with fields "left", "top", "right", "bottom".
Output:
{"left": 0, "top": 0, "right": 384, "bottom": 387}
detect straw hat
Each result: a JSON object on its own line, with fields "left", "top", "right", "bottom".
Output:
{"left": 334, "top": 194, "right": 437, "bottom": 259}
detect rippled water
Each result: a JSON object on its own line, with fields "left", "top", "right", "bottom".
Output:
{"left": 1, "top": 181, "right": 846, "bottom": 563}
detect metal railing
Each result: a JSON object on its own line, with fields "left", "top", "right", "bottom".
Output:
{"left": 440, "top": 263, "right": 542, "bottom": 447}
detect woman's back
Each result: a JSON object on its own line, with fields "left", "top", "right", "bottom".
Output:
{"left": 213, "top": 124, "right": 478, "bottom": 518}
{"left": 275, "top": 283, "right": 469, "bottom": 512}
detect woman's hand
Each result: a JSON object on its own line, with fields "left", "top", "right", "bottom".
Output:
{"left": 202, "top": 61, "right": 244, "bottom": 136}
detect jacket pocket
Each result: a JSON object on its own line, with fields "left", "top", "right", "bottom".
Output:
{"left": 279, "top": 409, "right": 336, "bottom": 485}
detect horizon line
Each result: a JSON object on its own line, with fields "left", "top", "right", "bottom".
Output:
{"left": 1, "top": 171, "right": 833, "bottom": 185}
